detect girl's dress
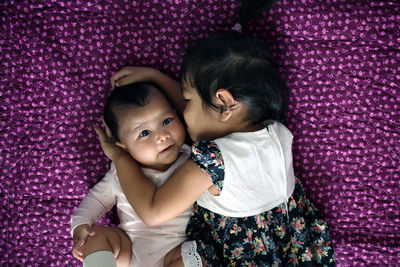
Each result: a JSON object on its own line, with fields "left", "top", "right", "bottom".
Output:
{"left": 181, "top": 122, "right": 335, "bottom": 266}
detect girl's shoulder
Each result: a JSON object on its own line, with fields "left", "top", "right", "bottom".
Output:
{"left": 188, "top": 121, "right": 294, "bottom": 163}
{"left": 189, "top": 140, "right": 225, "bottom": 193}
{"left": 266, "top": 121, "right": 293, "bottom": 139}
{"left": 190, "top": 140, "right": 222, "bottom": 163}
{"left": 191, "top": 139, "right": 219, "bottom": 151}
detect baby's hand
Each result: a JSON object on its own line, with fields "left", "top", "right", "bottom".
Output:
{"left": 72, "top": 224, "right": 95, "bottom": 261}
{"left": 110, "top": 66, "right": 156, "bottom": 88}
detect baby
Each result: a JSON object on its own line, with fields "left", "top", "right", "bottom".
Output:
{"left": 71, "top": 82, "right": 191, "bottom": 267}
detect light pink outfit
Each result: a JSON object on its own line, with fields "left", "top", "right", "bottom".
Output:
{"left": 71, "top": 145, "right": 192, "bottom": 267}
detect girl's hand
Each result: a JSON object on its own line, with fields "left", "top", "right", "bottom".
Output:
{"left": 110, "top": 66, "right": 185, "bottom": 113}
{"left": 94, "top": 126, "right": 127, "bottom": 161}
{"left": 72, "top": 224, "right": 95, "bottom": 261}
{"left": 110, "top": 66, "right": 156, "bottom": 88}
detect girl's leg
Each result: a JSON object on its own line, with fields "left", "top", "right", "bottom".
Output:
{"left": 82, "top": 225, "right": 132, "bottom": 267}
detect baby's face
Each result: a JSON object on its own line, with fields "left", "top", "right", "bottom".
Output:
{"left": 116, "top": 88, "right": 185, "bottom": 171}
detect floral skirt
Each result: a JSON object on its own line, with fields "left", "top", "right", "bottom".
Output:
{"left": 185, "top": 179, "right": 335, "bottom": 266}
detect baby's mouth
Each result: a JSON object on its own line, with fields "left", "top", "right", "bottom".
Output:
{"left": 160, "top": 144, "right": 174, "bottom": 153}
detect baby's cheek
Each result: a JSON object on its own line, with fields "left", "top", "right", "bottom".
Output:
{"left": 178, "top": 123, "right": 186, "bottom": 140}
{"left": 131, "top": 144, "right": 153, "bottom": 163}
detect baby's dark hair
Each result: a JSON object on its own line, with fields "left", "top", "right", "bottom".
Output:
{"left": 103, "top": 82, "right": 162, "bottom": 142}
{"left": 181, "top": 0, "right": 287, "bottom": 124}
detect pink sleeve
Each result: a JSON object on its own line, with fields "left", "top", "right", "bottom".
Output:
{"left": 70, "top": 164, "right": 118, "bottom": 236}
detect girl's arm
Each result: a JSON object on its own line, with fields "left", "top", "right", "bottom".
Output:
{"left": 95, "top": 127, "right": 212, "bottom": 227}
{"left": 110, "top": 66, "right": 185, "bottom": 114}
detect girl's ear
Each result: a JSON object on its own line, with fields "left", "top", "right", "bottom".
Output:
{"left": 215, "top": 89, "right": 236, "bottom": 122}
{"left": 115, "top": 141, "right": 129, "bottom": 152}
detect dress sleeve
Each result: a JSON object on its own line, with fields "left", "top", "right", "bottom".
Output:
{"left": 70, "top": 164, "right": 118, "bottom": 236}
{"left": 189, "top": 140, "right": 225, "bottom": 192}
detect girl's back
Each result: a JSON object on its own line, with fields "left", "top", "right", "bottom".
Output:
{"left": 194, "top": 121, "right": 296, "bottom": 217}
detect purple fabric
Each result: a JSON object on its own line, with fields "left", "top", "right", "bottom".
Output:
{"left": 1, "top": 0, "right": 399, "bottom": 266}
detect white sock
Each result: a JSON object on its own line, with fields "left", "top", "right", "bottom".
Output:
{"left": 83, "top": 251, "right": 116, "bottom": 267}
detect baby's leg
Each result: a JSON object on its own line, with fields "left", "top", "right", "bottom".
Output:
{"left": 82, "top": 225, "right": 131, "bottom": 267}
{"left": 164, "top": 244, "right": 184, "bottom": 267}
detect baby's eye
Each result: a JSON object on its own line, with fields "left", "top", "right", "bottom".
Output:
{"left": 162, "top": 118, "right": 172, "bottom": 126}
{"left": 183, "top": 98, "right": 190, "bottom": 102}
{"left": 139, "top": 129, "right": 151, "bottom": 137}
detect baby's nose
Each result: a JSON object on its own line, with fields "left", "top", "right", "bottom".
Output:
{"left": 157, "top": 130, "right": 170, "bottom": 142}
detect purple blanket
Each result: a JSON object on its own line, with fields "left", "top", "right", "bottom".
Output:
{"left": 1, "top": 0, "right": 399, "bottom": 265}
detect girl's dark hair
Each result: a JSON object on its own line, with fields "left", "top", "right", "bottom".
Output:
{"left": 237, "top": 0, "right": 277, "bottom": 29}
{"left": 103, "top": 82, "right": 161, "bottom": 141}
{"left": 181, "top": 0, "right": 287, "bottom": 124}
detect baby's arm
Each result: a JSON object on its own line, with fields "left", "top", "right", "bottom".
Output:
{"left": 95, "top": 127, "right": 212, "bottom": 227}
{"left": 110, "top": 66, "right": 185, "bottom": 114}
{"left": 71, "top": 167, "right": 117, "bottom": 259}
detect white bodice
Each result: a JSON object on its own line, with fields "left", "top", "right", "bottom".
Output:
{"left": 196, "top": 122, "right": 296, "bottom": 217}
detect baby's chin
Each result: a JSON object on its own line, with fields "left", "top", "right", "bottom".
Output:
{"left": 139, "top": 156, "right": 181, "bottom": 172}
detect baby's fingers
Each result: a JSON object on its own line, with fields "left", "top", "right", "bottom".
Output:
{"left": 87, "top": 226, "right": 96, "bottom": 236}
{"left": 72, "top": 250, "right": 84, "bottom": 262}
{"left": 72, "top": 240, "right": 85, "bottom": 261}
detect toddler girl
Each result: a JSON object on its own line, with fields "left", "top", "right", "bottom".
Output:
{"left": 71, "top": 82, "right": 192, "bottom": 267}
{"left": 97, "top": 0, "right": 335, "bottom": 266}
